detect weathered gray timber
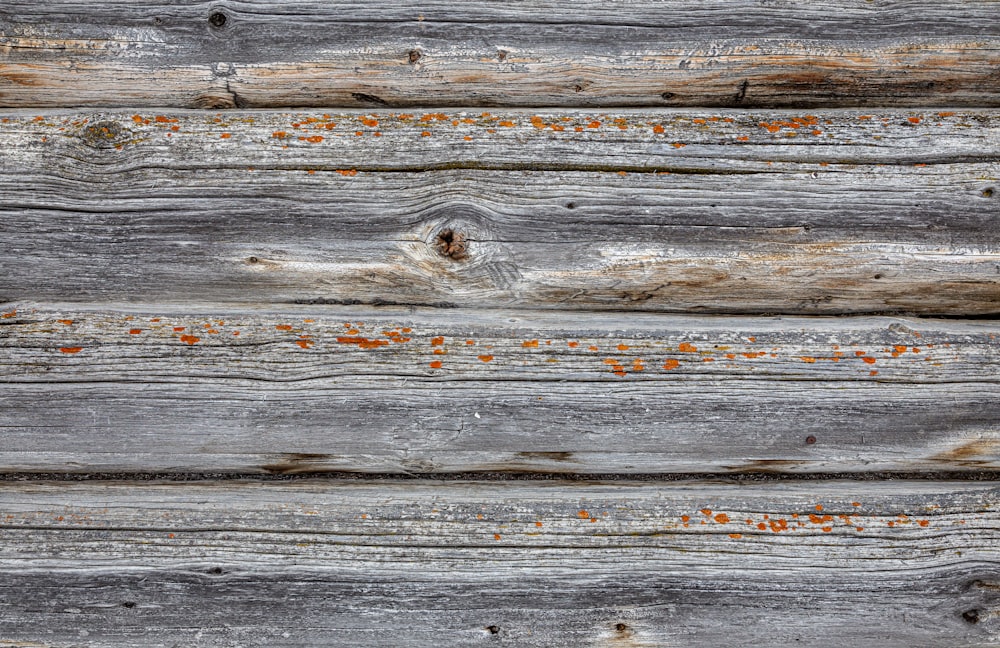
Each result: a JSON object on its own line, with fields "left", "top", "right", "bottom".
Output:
{"left": 2, "top": 1, "right": 1000, "bottom": 108}
{"left": 1, "top": 109, "right": 997, "bottom": 314}
{"left": 0, "top": 480, "right": 996, "bottom": 647}
{"left": 0, "top": 304, "right": 996, "bottom": 474}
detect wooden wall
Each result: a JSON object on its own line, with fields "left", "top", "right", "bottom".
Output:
{"left": 1, "top": 1, "right": 998, "bottom": 645}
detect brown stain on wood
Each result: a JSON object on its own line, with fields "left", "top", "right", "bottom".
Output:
{"left": 930, "top": 439, "right": 1000, "bottom": 465}
{"left": 261, "top": 453, "right": 333, "bottom": 474}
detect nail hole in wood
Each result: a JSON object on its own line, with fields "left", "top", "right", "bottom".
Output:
{"left": 873, "top": 273, "right": 883, "bottom": 279}
{"left": 247, "top": 256, "right": 259, "bottom": 264}
{"left": 615, "top": 623, "right": 629, "bottom": 633}
{"left": 435, "top": 229, "right": 468, "bottom": 261}
{"left": 661, "top": 91, "right": 676, "bottom": 101}
{"left": 962, "top": 609, "right": 980, "bottom": 624}
{"left": 565, "top": 202, "right": 576, "bottom": 209}
{"left": 207, "top": 566, "right": 224, "bottom": 575}
{"left": 208, "top": 12, "right": 227, "bottom": 28}
{"left": 408, "top": 49, "right": 422, "bottom": 64}
{"left": 983, "top": 187, "right": 995, "bottom": 198}
{"left": 486, "top": 625, "right": 500, "bottom": 634}
{"left": 497, "top": 50, "right": 507, "bottom": 62}
{"left": 805, "top": 435, "right": 817, "bottom": 445}
{"left": 121, "top": 601, "right": 136, "bottom": 608}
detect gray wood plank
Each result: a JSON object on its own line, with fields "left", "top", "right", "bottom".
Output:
{"left": 2, "top": 1, "right": 1000, "bottom": 107}
{"left": 1, "top": 109, "right": 998, "bottom": 314}
{"left": 1, "top": 304, "right": 997, "bottom": 475}
{"left": 0, "top": 479, "right": 996, "bottom": 646}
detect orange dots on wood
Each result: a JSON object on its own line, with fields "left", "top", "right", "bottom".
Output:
{"left": 59, "top": 347, "right": 83, "bottom": 354}
{"left": 677, "top": 342, "right": 697, "bottom": 353}
{"left": 429, "top": 360, "right": 443, "bottom": 369}
{"left": 477, "top": 355, "right": 494, "bottom": 363}
{"left": 179, "top": 335, "right": 200, "bottom": 345}
{"left": 522, "top": 339, "right": 539, "bottom": 348}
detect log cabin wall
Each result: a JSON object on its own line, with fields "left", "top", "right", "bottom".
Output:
{"left": 0, "top": 2, "right": 998, "bottom": 645}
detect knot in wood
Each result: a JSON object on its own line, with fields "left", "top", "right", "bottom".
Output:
{"left": 81, "top": 121, "right": 131, "bottom": 149}
{"left": 435, "top": 228, "right": 468, "bottom": 261}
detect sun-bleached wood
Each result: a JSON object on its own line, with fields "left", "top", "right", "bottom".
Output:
{"left": 0, "top": 479, "right": 996, "bottom": 646}
{"left": 2, "top": 1, "right": 1000, "bottom": 108}
{"left": 1, "top": 109, "right": 997, "bottom": 315}
{"left": 1, "top": 303, "right": 997, "bottom": 475}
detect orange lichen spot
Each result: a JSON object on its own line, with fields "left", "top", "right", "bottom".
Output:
{"left": 663, "top": 358, "right": 680, "bottom": 370}
{"left": 276, "top": 324, "right": 293, "bottom": 331}
{"left": 59, "top": 347, "right": 83, "bottom": 354}
{"left": 700, "top": 508, "right": 712, "bottom": 516}
{"left": 304, "top": 135, "right": 323, "bottom": 143}
{"left": 463, "top": 135, "right": 472, "bottom": 141}
{"left": 680, "top": 515, "right": 690, "bottom": 523}
{"left": 466, "top": 339, "right": 475, "bottom": 345}
{"left": 401, "top": 327, "right": 412, "bottom": 333}
{"left": 632, "top": 359, "right": 645, "bottom": 371}
{"left": 736, "top": 135, "right": 749, "bottom": 142}
{"left": 129, "top": 329, "right": 142, "bottom": 335}
{"left": 653, "top": 124, "right": 665, "bottom": 134}
{"left": 603, "top": 358, "right": 620, "bottom": 365}
{"left": 692, "top": 118, "right": 706, "bottom": 125}
{"left": 433, "top": 348, "right": 446, "bottom": 355}
{"left": 421, "top": 131, "right": 432, "bottom": 137}
{"left": 295, "top": 340, "right": 313, "bottom": 349}
{"left": 725, "top": 353, "right": 736, "bottom": 360}
{"left": 811, "top": 129, "right": 823, "bottom": 136}
{"left": 535, "top": 521, "right": 543, "bottom": 527}
{"left": 132, "top": 115, "right": 144, "bottom": 123}
{"left": 677, "top": 342, "right": 697, "bottom": 353}
{"left": 494, "top": 533, "right": 501, "bottom": 541}
{"left": 617, "top": 171, "right": 627, "bottom": 177}
{"left": 714, "top": 513, "right": 729, "bottom": 524}
{"left": 179, "top": 335, "right": 200, "bottom": 345}
{"left": 498, "top": 120, "right": 516, "bottom": 127}
{"left": 854, "top": 350, "right": 866, "bottom": 357}
{"left": 578, "top": 510, "right": 590, "bottom": 519}
{"left": 530, "top": 115, "right": 546, "bottom": 129}
{"left": 220, "top": 133, "right": 231, "bottom": 139}
{"left": 478, "top": 354, "right": 494, "bottom": 363}
{"left": 821, "top": 526, "right": 832, "bottom": 533}
{"left": 616, "top": 343, "right": 630, "bottom": 351}
{"left": 346, "top": 329, "right": 360, "bottom": 335}
{"left": 272, "top": 131, "right": 287, "bottom": 139}
{"left": 861, "top": 356, "right": 876, "bottom": 365}
{"left": 429, "top": 360, "right": 443, "bottom": 369}
{"left": 800, "top": 356, "right": 817, "bottom": 363}
{"left": 335, "top": 169, "right": 358, "bottom": 176}
{"left": 338, "top": 336, "right": 390, "bottom": 349}
{"left": 729, "top": 533, "right": 742, "bottom": 539}
{"left": 587, "top": 121, "right": 602, "bottom": 129}
{"left": 233, "top": 331, "right": 240, "bottom": 336}
{"left": 757, "top": 522, "right": 767, "bottom": 531}
{"left": 431, "top": 336, "right": 445, "bottom": 346}
{"left": 522, "top": 339, "right": 539, "bottom": 348}
{"left": 360, "top": 116, "right": 379, "bottom": 128}
{"left": 815, "top": 504, "right": 823, "bottom": 511}
{"left": 672, "top": 142, "right": 686, "bottom": 148}
{"left": 937, "top": 111, "right": 955, "bottom": 117}
{"left": 1, "top": 310, "right": 16, "bottom": 319}
{"left": 918, "top": 519, "right": 929, "bottom": 527}
{"left": 908, "top": 116, "right": 921, "bottom": 124}
{"left": 858, "top": 115, "right": 873, "bottom": 120}
{"left": 588, "top": 345, "right": 599, "bottom": 352}
{"left": 58, "top": 319, "right": 73, "bottom": 325}
{"left": 742, "top": 352, "right": 766, "bottom": 359}
{"left": 567, "top": 341, "right": 579, "bottom": 348}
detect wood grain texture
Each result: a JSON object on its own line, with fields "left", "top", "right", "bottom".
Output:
{"left": 1, "top": 304, "right": 997, "bottom": 475}
{"left": 1, "top": 109, "right": 998, "bottom": 314}
{"left": 2, "top": 1, "right": 1000, "bottom": 108}
{"left": 0, "top": 479, "right": 997, "bottom": 646}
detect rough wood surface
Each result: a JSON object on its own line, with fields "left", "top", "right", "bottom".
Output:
{"left": 0, "top": 479, "right": 996, "bottom": 646}
{"left": 1, "top": 109, "right": 997, "bottom": 314}
{"left": 1, "top": 304, "right": 997, "bottom": 475}
{"left": 2, "top": 1, "right": 1000, "bottom": 108}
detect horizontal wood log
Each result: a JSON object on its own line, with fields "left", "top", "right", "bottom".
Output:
{"left": 1, "top": 109, "right": 998, "bottom": 314}
{"left": 0, "top": 479, "right": 997, "bottom": 646}
{"left": 2, "top": 1, "right": 1000, "bottom": 107}
{"left": 1, "top": 304, "right": 997, "bottom": 475}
